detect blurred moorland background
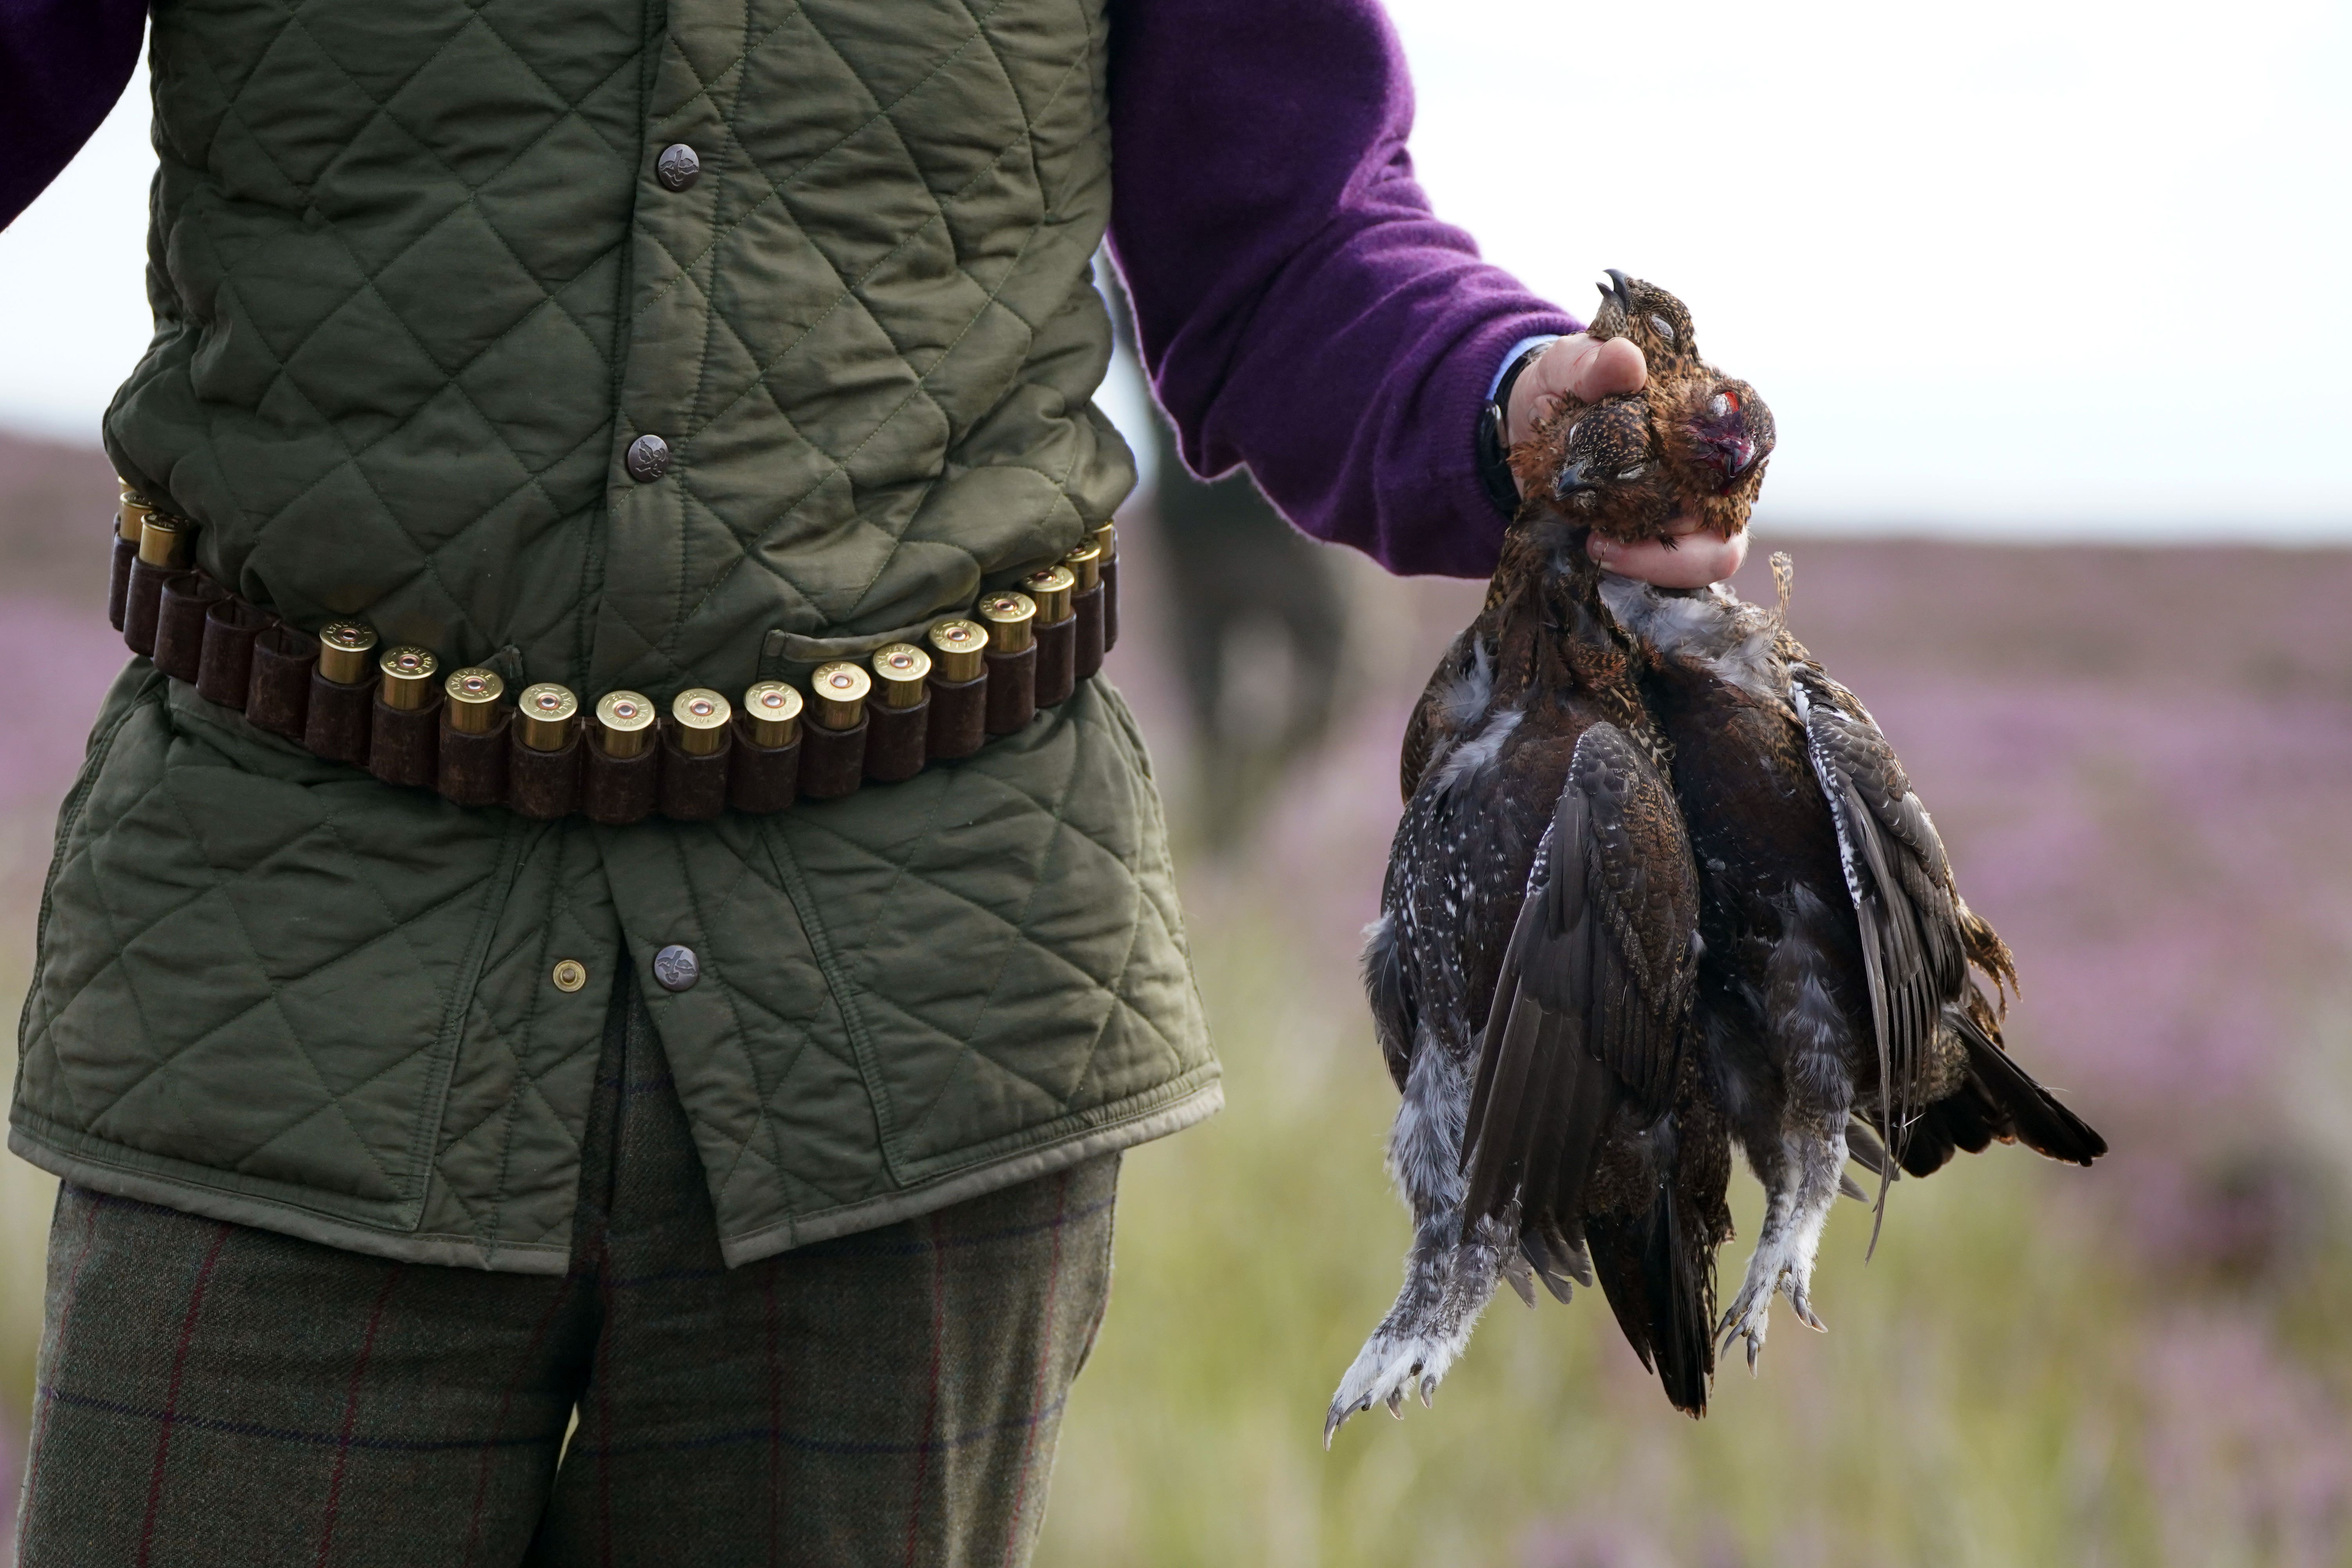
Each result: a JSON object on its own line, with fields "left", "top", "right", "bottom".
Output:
{"left": 4, "top": 0, "right": 2349, "bottom": 1557}
{"left": 4, "top": 423, "right": 2351, "bottom": 1564}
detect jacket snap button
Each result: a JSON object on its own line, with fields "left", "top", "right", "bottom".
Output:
{"left": 625, "top": 434, "right": 670, "bottom": 483}
{"left": 656, "top": 143, "right": 701, "bottom": 191}
{"left": 653, "top": 944, "right": 700, "bottom": 993}
{"left": 550, "top": 959, "right": 587, "bottom": 993}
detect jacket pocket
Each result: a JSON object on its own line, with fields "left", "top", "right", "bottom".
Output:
{"left": 13, "top": 677, "right": 515, "bottom": 1223}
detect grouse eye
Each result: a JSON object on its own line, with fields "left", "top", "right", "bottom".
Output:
{"left": 1707, "top": 393, "right": 1731, "bottom": 420}
{"left": 1649, "top": 314, "right": 1676, "bottom": 344}
{"left": 1618, "top": 463, "right": 1647, "bottom": 481}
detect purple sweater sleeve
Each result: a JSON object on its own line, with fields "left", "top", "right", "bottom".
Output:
{"left": 0, "top": 0, "right": 145, "bottom": 229}
{"left": 1105, "top": 0, "right": 1577, "bottom": 579}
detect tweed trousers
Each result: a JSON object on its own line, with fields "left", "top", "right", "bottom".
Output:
{"left": 11, "top": 969, "right": 1118, "bottom": 1566}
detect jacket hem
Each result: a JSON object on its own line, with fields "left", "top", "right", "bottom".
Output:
{"left": 716, "top": 1074, "right": 1224, "bottom": 1267}
{"left": 5, "top": 1124, "right": 572, "bottom": 1275}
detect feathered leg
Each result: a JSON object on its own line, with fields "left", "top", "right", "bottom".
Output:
{"left": 1719, "top": 891, "right": 1852, "bottom": 1368}
{"left": 1326, "top": 1037, "right": 1507, "bottom": 1445}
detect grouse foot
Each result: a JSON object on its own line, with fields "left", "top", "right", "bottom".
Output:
{"left": 1717, "top": 1228, "right": 1826, "bottom": 1372}
{"left": 1324, "top": 1237, "right": 1499, "bottom": 1447}
{"left": 1324, "top": 1317, "right": 1472, "bottom": 1447}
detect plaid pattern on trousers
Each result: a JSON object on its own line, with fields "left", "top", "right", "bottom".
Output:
{"left": 11, "top": 968, "right": 1118, "bottom": 1566}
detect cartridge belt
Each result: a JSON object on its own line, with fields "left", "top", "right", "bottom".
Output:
{"left": 105, "top": 492, "right": 1122, "bottom": 824}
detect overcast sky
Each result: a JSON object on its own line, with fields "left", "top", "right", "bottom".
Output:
{"left": 3, "top": 0, "right": 2345, "bottom": 539}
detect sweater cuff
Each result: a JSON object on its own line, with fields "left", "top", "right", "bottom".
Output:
{"left": 1425, "top": 312, "right": 1578, "bottom": 577}
{"left": 1486, "top": 334, "right": 1562, "bottom": 401}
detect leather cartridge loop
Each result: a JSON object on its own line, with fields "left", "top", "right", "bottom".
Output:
{"left": 509, "top": 727, "right": 584, "bottom": 820}
{"left": 583, "top": 733, "right": 659, "bottom": 825}
{"left": 727, "top": 722, "right": 801, "bottom": 814}
{"left": 196, "top": 597, "right": 272, "bottom": 710}
{"left": 865, "top": 698, "right": 928, "bottom": 782}
{"left": 799, "top": 715, "right": 867, "bottom": 799}
{"left": 984, "top": 643, "right": 1037, "bottom": 735}
{"left": 245, "top": 625, "right": 318, "bottom": 742}
{"left": 105, "top": 528, "right": 1127, "bottom": 817}
{"left": 659, "top": 715, "right": 732, "bottom": 821}
{"left": 304, "top": 666, "right": 373, "bottom": 766}
{"left": 926, "top": 674, "right": 987, "bottom": 759}
{"left": 154, "top": 573, "right": 225, "bottom": 685}
{"left": 1072, "top": 582, "right": 1105, "bottom": 683}
{"left": 1093, "top": 522, "right": 1119, "bottom": 653}
{"left": 108, "top": 534, "right": 135, "bottom": 633}
{"left": 438, "top": 703, "right": 511, "bottom": 807}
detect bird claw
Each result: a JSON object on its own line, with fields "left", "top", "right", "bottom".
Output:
{"left": 1324, "top": 1325, "right": 1465, "bottom": 1448}
{"left": 1718, "top": 1234, "right": 1825, "bottom": 1371}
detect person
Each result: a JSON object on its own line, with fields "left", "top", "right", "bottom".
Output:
{"left": 2, "top": 0, "right": 1736, "bottom": 1559}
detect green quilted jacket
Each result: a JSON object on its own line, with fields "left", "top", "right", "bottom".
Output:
{"left": 10, "top": 0, "right": 1217, "bottom": 1270}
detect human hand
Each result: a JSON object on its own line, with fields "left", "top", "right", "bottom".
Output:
{"left": 1505, "top": 334, "right": 1748, "bottom": 588}
{"left": 1588, "top": 520, "right": 1749, "bottom": 588}
{"left": 1502, "top": 334, "right": 1645, "bottom": 450}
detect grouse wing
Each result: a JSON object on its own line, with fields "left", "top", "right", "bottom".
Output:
{"left": 1791, "top": 667, "right": 1967, "bottom": 1167}
{"left": 1460, "top": 722, "right": 1700, "bottom": 1246}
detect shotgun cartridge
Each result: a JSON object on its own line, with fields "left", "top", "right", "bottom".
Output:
{"left": 742, "top": 681, "right": 803, "bottom": 747}
{"left": 517, "top": 682, "right": 581, "bottom": 752}
{"left": 926, "top": 619, "right": 987, "bottom": 683}
{"left": 671, "top": 688, "right": 732, "bottom": 756}
{"left": 444, "top": 668, "right": 505, "bottom": 733}
{"left": 118, "top": 490, "right": 154, "bottom": 541}
{"left": 138, "top": 516, "right": 192, "bottom": 569}
{"left": 1062, "top": 541, "right": 1101, "bottom": 593}
{"left": 977, "top": 591, "right": 1037, "bottom": 655}
{"left": 809, "top": 662, "right": 871, "bottom": 731}
{"left": 871, "top": 643, "right": 932, "bottom": 709}
{"left": 517, "top": 683, "right": 580, "bottom": 751}
{"left": 595, "top": 690, "right": 657, "bottom": 759}
{"left": 316, "top": 622, "right": 379, "bottom": 686}
{"left": 377, "top": 646, "right": 439, "bottom": 711}
{"left": 1092, "top": 521, "right": 1116, "bottom": 561}
{"left": 1021, "top": 564, "right": 1074, "bottom": 625}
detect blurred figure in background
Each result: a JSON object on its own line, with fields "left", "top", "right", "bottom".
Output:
{"left": 1151, "top": 413, "right": 1353, "bottom": 849}
{"left": 1108, "top": 273, "right": 1356, "bottom": 851}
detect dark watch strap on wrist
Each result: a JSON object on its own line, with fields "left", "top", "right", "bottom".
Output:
{"left": 1476, "top": 340, "right": 1552, "bottom": 519}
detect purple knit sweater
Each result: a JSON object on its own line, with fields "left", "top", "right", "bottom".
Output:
{"left": 0, "top": 0, "right": 1575, "bottom": 578}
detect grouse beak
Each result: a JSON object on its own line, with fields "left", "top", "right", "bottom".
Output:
{"left": 1726, "top": 437, "right": 1758, "bottom": 479}
{"left": 1602, "top": 268, "right": 1633, "bottom": 312}
{"left": 1552, "top": 458, "right": 1594, "bottom": 501}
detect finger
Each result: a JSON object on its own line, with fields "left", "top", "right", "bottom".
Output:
{"left": 1504, "top": 334, "right": 1648, "bottom": 446}
{"left": 1587, "top": 526, "right": 1749, "bottom": 588}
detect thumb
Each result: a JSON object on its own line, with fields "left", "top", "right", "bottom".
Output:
{"left": 1505, "top": 334, "right": 1647, "bottom": 447}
